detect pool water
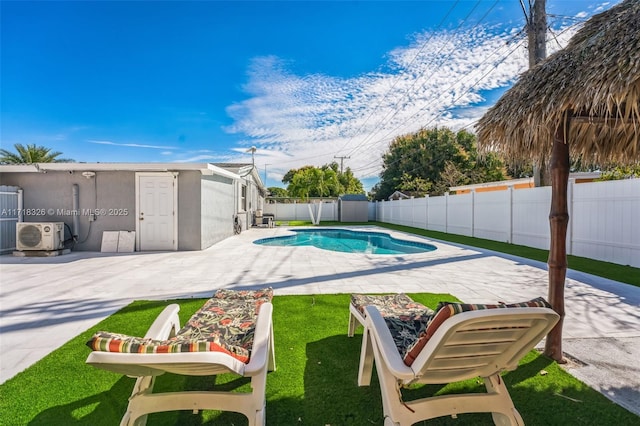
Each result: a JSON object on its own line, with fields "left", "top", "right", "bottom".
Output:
{"left": 253, "top": 228, "right": 437, "bottom": 255}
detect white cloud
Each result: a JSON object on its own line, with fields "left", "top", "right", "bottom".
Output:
{"left": 593, "top": 2, "right": 611, "bottom": 13}
{"left": 225, "top": 21, "right": 581, "bottom": 183}
{"left": 88, "top": 140, "right": 177, "bottom": 150}
{"left": 173, "top": 154, "right": 218, "bottom": 163}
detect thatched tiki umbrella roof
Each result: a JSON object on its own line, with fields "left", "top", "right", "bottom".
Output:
{"left": 476, "top": 0, "right": 640, "bottom": 362}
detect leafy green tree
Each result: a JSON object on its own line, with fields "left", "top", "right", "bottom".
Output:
{"left": 267, "top": 187, "right": 288, "bottom": 198}
{"left": 431, "top": 162, "right": 465, "bottom": 194}
{"left": 368, "top": 182, "right": 382, "bottom": 200}
{"left": 505, "top": 162, "right": 534, "bottom": 179}
{"left": 399, "top": 172, "right": 431, "bottom": 194}
{"left": 0, "top": 143, "right": 74, "bottom": 164}
{"left": 507, "top": 156, "right": 601, "bottom": 183}
{"left": 287, "top": 168, "right": 312, "bottom": 199}
{"left": 338, "top": 166, "right": 365, "bottom": 194}
{"left": 598, "top": 164, "right": 640, "bottom": 181}
{"left": 283, "top": 162, "right": 364, "bottom": 200}
{"left": 288, "top": 167, "right": 335, "bottom": 198}
{"left": 374, "top": 127, "right": 506, "bottom": 200}
{"left": 282, "top": 166, "right": 314, "bottom": 185}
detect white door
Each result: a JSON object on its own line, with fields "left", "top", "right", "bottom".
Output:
{"left": 136, "top": 174, "right": 177, "bottom": 251}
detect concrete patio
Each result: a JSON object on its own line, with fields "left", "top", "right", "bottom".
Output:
{"left": 1, "top": 226, "right": 638, "bottom": 415}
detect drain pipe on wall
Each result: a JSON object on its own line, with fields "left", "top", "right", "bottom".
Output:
{"left": 72, "top": 184, "right": 80, "bottom": 242}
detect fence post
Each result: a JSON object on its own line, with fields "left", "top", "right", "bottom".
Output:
{"left": 471, "top": 189, "right": 476, "bottom": 238}
{"left": 508, "top": 186, "right": 513, "bottom": 244}
{"left": 410, "top": 196, "right": 415, "bottom": 228}
{"left": 567, "top": 179, "right": 574, "bottom": 255}
{"left": 425, "top": 194, "right": 429, "bottom": 231}
{"left": 445, "top": 192, "right": 449, "bottom": 234}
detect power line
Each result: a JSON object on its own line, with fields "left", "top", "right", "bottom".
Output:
{"left": 333, "top": 0, "right": 462, "bottom": 158}
{"left": 261, "top": 3, "right": 588, "bottom": 183}
{"left": 355, "top": 15, "right": 583, "bottom": 168}
{"left": 344, "top": 0, "right": 491, "bottom": 160}
{"left": 351, "top": 35, "right": 528, "bottom": 178}
{"left": 257, "top": 1, "right": 503, "bottom": 175}
{"left": 351, "top": 26, "right": 527, "bottom": 166}
{"left": 345, "top": 3, "right": 586, "bottom": 177}
{"left": 345, "top": 1, "right": 502, "bottom": 163}
{"left": 357, "top": 19, "right": 584, "bottom": 182}
{"left": 348, "top": 30, "right": 529, "bottom": 178}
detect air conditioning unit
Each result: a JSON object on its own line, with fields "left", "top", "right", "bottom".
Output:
{"left": 16, "top": 222, "right": 65, "bottom": 251}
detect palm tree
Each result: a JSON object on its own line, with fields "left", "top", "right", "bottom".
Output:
{"left": 0, "top": 143, "right": 74, "bottom": 164}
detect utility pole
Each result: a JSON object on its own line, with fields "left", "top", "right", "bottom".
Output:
{"left": 527, "top": 0, "right": 547, "bottom": 67}
{"left": 522, "top": 0, "right": 548, "bottom": 186}
{"left": 334, "top": 155, "right": 350, "bottom": 174}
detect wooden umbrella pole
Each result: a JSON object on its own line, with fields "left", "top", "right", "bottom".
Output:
{"left": 545, "top": 116, "right": 571, "bottom": 362}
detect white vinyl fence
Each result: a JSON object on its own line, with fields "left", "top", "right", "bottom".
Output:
{"left": 264, "top": 201, "right": 338, "bottom": 222}
{"left": 373, "top": 179, "right": 640, "bottom": 268}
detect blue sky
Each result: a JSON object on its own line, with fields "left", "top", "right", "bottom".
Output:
{"left": 1, "top": 1, "right": 618, "bottom": 189}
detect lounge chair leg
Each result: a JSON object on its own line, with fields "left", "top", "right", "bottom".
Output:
{"left": 358, "top": 329, "right": 374, "bottom": 386}
{"left": 484, "top": 374, "right": 523, "bottom": 426}
{"left": 253, "top": 406, "right": 265, "bottom": 426}
{"left": 121, "top": 375, "right": 156, "bottom": 426}
{"left": 383, "top": 416, "right": 401, "bottom": 426}
{"left": 348, "top": 312, "right": 359, "bottom": 337}
{"left": 268, "top": 326, "right": 276, "bottom": 372}
{"left": 491, "top": 408, "right": 524, "bottom": 426}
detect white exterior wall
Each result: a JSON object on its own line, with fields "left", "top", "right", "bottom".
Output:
{"left": 200, "top": 175, "right": 235, "bottom": 249}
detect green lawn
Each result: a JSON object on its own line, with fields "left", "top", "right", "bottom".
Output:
{"left": 1, "top": 294, "right": 637, "bottom": 425}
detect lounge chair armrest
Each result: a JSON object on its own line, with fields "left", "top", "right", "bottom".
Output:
{"left": 364, "top": 305, "right": 415, "bottom": 381}
{"left": 144, "top": 304, "right": 181, "bottom": 340}
{"left": 244, "top": 302, "right": 274, "bottom": 376}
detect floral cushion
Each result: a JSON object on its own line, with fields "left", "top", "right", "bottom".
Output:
{"left": 351, "top": 293, "right": 434, "bottom": 363}
{"left": 402, "top": 297, "right": 552, "bottom": 366}
{"left": 350, "top": 293, "right": 431, "bottom": 321}
{"left": 213, "top": 287, "right": 273, "bottom": 302}
{"left": 87, "top": 288, "right": 274, "bottom": 363}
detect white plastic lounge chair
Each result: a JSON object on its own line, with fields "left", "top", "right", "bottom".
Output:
{"left": 86, "top": 288, "right": 276, "bottom": 426}
{"left": 358, "top": 299, "right": 559, "bottom": 426}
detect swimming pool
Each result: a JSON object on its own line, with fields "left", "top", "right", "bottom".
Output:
{"left": 253, "top": 228, "right": 437, "bottom": 255}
